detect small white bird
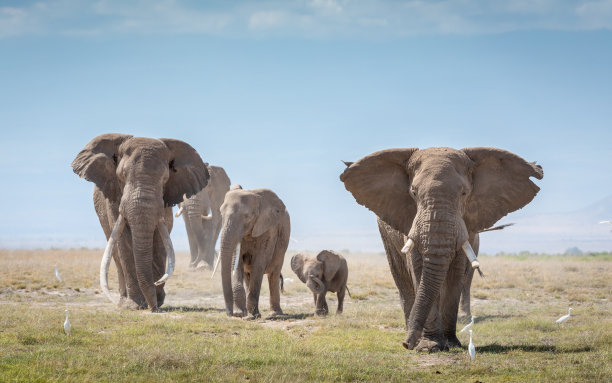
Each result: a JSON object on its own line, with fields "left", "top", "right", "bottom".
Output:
{"left": 556, "top": 307, "right": 573, "bottom": 325}
{"left": 284, "top": 277, "right": 294, "bottom": 283}
{"left": 64, "top": 310, "right": 71, "bottom": 336}
{"left": 468, "top": 329, "right": 475, "bottom": 361}
{"left": 55, "top": 265, "right": 63, "bottom": 283}
{"left": 460, "top": 316, "right": 475, "bottom": 333}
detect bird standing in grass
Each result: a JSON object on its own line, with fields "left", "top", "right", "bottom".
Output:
{"left": 55, "top": 265, "right": 62, "bottom": 283}
{"left": 64, "top": 310, "right": 71, "bottom": 336}
{"left": 468, "top": 329, "right": 475, "bottom": 361}
{"left": 460, "top": 316, "right": 475, "bottom": 333}
{"left": 556, "top": 307, "right": 572, "bottom": 326}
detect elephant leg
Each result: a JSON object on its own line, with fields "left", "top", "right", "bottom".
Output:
{"left": 377, "top": 218, "right": 415, "bottom": 329}
{"left": 336, "top": 287, "right": 345, "bottom": 314}
{"left": 315, "top": 292, "right": 329, "bottom": 315}
{"left": 200, "top": 216, "right": 215, "bottom": 269}
{"left": 232, "top": 254, "right": 247, "bottom": 316}
{"left": 246, "top": 263, "right": 265, "bottom": 319}
{"left": 440, "top": 253, "right": 467, "bottom": 348}
{"left": 183, "top": 217, "right": 200, "bottom": 269}
{"left": 152, "top": 228, "right": 167, "bottom": 308}
{"left": 459, "top": 267, "right": 474, "bottom": 321}
{"left": 267, "top": 271, "right": 283, "bottom": 316}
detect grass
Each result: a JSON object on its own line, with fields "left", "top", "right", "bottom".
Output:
{"left": 0, "top": 249, "right": 611, "bottom": 382}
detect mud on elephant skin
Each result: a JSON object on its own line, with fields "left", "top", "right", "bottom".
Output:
{"left": 291, "top": 250, "right": 349, "bottom": 316}
{"left": 176, "top": 165, "right": 230, "bottom": 270}
{"left": 73, "top": 134, "right": 209, "bottom": 312}
{"left": 341, "top": 147, "right": 543, "bottom": 352}
{"left": 219, "top": 186, "right": 291, "bottom": 320}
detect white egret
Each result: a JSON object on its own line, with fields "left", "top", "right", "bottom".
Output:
{"left": 54, "top": 265, "right": 63, "bottom": 283}
{"left": 460, "top": 316, "right": 475, "bottom": 333}
{"left": 64, "top": 310, "right": 71, "bottom": 336}
{"left": 468, "top": 329, "right": 475, "bottom": 361}
{"left": 556, "top": 307, "right": 572, "bottom": 325}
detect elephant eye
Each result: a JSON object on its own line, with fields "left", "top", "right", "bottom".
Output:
{"left": 169, "top": 159, "right": 177, "bottom": 173}
{"left": 112, "top": 154, "right": 118, "bottom": 166}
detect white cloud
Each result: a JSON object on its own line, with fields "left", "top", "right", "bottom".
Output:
{"left": 1, "top": 0, "right": 611, "bottom": 39}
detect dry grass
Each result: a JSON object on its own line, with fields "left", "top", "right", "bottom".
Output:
{"left": 1, "top": 249, "right": 611, "bottom": 382}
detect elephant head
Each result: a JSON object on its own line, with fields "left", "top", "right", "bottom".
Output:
{"left": 340, "top": 147, "right": 542, "bottom": 348}
{"left": 291, "top": 251, "right": 342, "bottom": 295}
{"left": 72, "top": 133, "right": 209, "bottom": 311}
{"left": 218, "top": 186, "right": 286, "bottom": 316}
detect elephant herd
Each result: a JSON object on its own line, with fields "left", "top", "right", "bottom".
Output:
{"left": 73, "top": 134, "right": 543, "bottom": 353}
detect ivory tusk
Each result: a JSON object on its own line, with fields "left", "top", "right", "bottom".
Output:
{"left": 401, "top": 238, "right": 414, "bottom": 254}
{"left": 232, "top": 243, "right": 241, "bottom": 275}
{"left": 154, "top": 220, "right": 175, "bottom": 286}
{"left": 174, "top": 206, "right": 184, "bottom": 218}
{"left": 461, "top": 241, "right": 483, "bottom": 276}
{"left": 210, "top": 254, "right": 221, "bottom": 279}
{"left": 100, "top": 214, "right": 126, "bottom": 305}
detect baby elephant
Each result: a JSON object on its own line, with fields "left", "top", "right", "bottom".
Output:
{"left": 291, "top": 250, "right": 349, "bottom": 315}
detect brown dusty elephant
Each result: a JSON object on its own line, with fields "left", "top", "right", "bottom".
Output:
{"left": 72, "top": 134, "right": 209, "bottom": 311}
{"left": 175, "top": 165, "right": 230, "bottom": 270}
{"left": 219, "top": 185, "right": 290, "bottom": 319}
{"left": 291, "top": 250, "right": 349, "bottom": 315}
{"left": 341, "top": 147, "right": 542, "bottom": 352}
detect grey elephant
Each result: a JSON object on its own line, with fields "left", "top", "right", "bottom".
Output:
{"left": 219, "top": 185, "right": 290, "bottom": 319}
{"left": 291, "top": 250, "right": 349, "bottom": 315}
{"left": 341, "top": 147, "right": 542, "bottom": 352}
{"left": 175, "top": 165, "right": 230, "bottom": 270}
{"left": 72, "top": 134, "right": 209, "bottom": 311}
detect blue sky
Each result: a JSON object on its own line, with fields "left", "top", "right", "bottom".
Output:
{"left": 1, "top": 0, "right": 611, "bottom": 252}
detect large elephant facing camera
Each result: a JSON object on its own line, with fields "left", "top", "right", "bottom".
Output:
{"left": 341, "top": 147, "right": 542, "bottom": 352}
{"left": 219, "top": 186, "right": 290, "bottom": 319}
{"left": 72, "top": 134, "right": 209, "bottom": 311}
{"left": 176, "top": 165, "right": 231, "bottom": 270}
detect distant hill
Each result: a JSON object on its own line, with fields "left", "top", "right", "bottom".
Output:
{"left": 479, "top": 195, "right": 612, "bottom": 254}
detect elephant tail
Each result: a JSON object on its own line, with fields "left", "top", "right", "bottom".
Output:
{"left": 280, "top": 273, "right": 285, "bottom": 293}
{"left": 345, "top": 285, "right": 352, "bottom": 298}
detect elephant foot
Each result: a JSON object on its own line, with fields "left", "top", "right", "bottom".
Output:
{"left": 245, "top": 312, "right": 261, "bottom": 321}
{"left": 315, "top": 309, "right": 329, "bottom": 316}
{"left": 446, "top": 335, "right": 462, "bottom": 349}
{"left": 121, "top": 297, "right": 147, "bottom": 310}
{"left": 415, "top": 337, "right": 448, "bottom": 353}
{"left": 231, "top": 311, "right": 247, "bottom": 318}
{"left": 266, "top": 311, "right": 284, "bottom": 320}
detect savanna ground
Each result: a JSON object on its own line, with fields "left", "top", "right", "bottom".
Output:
{"left": 0, "top": 248, "right": 611, "bottom": 382}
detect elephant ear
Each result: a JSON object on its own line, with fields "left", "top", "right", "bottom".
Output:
{"left": 72, "top": 133, "right": 133, "bottom": 201}
{"left": 462, "top": 147, "right": 543, "bottom": 232}
{"left": 316, "top": 250, "right": 342, "bottom": 282}
{"left": 252, "top": 204, "right": 283, "bottom": 237}
{"left": 160, "top": 138, "right": 210, "bottom": 207}
{"left": 340, "top": 148, "right": 418, "bottom": 234}
{"left": 290, "top": 253, "right": 308, "bottom": 283}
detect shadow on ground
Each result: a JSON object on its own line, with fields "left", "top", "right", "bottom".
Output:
{"left": 477, "top": 343, "right": 593, "bottom": 354}
{"left": 160, "top": 306, "right": 226, "bottom": 313}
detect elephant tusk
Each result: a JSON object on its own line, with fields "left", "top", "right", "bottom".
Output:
{"left": 154, "top": 220, "right": 175, "bottom": 286}
{"left": 174, "top": 206, "right": 183, "bottom": 218}
{"left": 210, "top": 254, "right": 221, "bottom": 279}
{"left": 232, "top": 243, "right": 241, "bottom": 275}
{"left": 401, "top": 238, "right": 414, "bottom": 254}
{"left": 462, "top": 241, "right": 484, "bottom": 277}
{"left": 100, "top": 214, "right": 126, "bottom": 305}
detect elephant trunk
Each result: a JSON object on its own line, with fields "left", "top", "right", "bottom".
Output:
{"left": 406, "top": 201, "right": 464, "bottom": 347}
{"left": 219, "top": 218, "right": 246, "bottom": 316}
{"left": 307, "top": 276, "right": 325, "bottom": 294}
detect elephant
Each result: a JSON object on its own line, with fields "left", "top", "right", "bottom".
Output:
{"left": 175, "top": 165, "right": 231, "bottom": 270}
{"left": 340, "top": 147, "right": 542, "bottom": 352}
{"left": 72, "top": 134, "right": 209, "bottom": 311}
{"left": 219, "top": 185, "right": 290, "bottom": 319}
{"left": 290, "top": 250, "right": 349, "bottom": 315}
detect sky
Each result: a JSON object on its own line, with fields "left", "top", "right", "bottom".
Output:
{"left": 1, "top": 0, "right": 611, "bottom": 254}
